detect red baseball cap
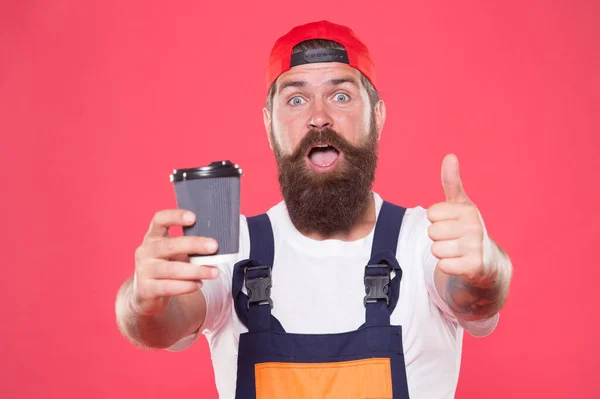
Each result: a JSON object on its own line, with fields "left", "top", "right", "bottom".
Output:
{"left": 266, "top": 20, "right": 377, "bottom": 92}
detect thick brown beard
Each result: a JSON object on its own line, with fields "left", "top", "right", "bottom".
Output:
{"left": 272, "top": 121, "right": 378, "bottom": 236}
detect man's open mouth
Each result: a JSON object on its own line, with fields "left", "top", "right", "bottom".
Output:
{"left": 307, "top": 144, "right": 341, "bottom": 168}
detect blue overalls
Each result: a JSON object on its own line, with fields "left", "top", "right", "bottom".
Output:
{"left": 232, "top": 201, "right": 410, "bottom": 398}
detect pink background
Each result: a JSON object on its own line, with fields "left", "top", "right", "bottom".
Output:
{"left": 1, "top": 1, "right": 598, "bottom": 398}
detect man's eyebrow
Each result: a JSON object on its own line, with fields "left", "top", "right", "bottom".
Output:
{"left": 326, "top": 77, "right": 359, "bottom": 88}
{"left": 278, "top": 77, "right": 359, "bottom": 92}
{"left": 278, "top": 80, "right": 307, "bottom": 92}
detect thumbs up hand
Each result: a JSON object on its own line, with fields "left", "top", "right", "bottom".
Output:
{"left": 427, "top": 154, "right": 495, "bottom": 285}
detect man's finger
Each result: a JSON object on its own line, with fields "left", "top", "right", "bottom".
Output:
{"left": 428, "top": 220, "right": 464, "bottom": 241}
{"left": 150, "top": 236, "right": 218, "bottom": 259}
{"left": 436, "top": 256, "right": 481, "bottom": 278}
{"left": 441, "top": 154, "right": 470, "bottom": 203}
{"left": 149, "top": 261, "right": 220, "bottom": 281}
{"left": 145, "top": 209, "right": 196, "bottom": 239}
{"left": 427, "top": 202, "right": 468, "bottom": 223}
{"left": 431, "top": 239, "right": 462, "bottom": 259}
{"left": 146, "top": 279, "right": 201, "bottom": 298}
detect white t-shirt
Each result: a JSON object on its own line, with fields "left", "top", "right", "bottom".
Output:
{"left": 169, "top": 192, "right": 499, "bottom": 398}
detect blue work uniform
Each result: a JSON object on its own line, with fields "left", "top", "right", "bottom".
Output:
{"left": 232, "top": 201, "right": 411, "bottom": 398}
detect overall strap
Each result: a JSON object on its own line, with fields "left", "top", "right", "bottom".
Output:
{"left": 364, "top": 201, "right": 407, "bottom": 327}
{"left": 370, "top": 201, "right": 405, "bottom": 258}
{"left": 248, "top": 214, "right": 274, "bottom": 265}
{"left": 232, "top": 214, "right": 284, "bottom": 333}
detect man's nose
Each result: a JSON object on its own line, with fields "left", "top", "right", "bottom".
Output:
{"left": 307, "top": 100, "right": 333, "bottom": 129}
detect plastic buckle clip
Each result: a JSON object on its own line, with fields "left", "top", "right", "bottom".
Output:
{"left": 364, "top": 264, "right": 390, "bottom": 306}
{"left": 245, "top": 265, "right": 273, "bottom": 310}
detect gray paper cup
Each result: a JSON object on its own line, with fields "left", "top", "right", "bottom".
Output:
{"left": 170, "top": 160, "right": 243, "bottom": 265}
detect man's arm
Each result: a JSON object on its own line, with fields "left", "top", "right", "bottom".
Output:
{"left": 115, "top": 276, "right": 206, "bottom": 349}
{"left": 114, "top": 209, "right": 221, "bottom": 350}
{"left": 433, "top": 237, "right": 512, "bottom": 322}
{"left": 427, "top": 154, "right": 513, "bottom": 326}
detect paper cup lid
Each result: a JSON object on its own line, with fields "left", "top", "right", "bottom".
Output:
{"left": 170, "top": 160, "right": 243, "bottom": 182}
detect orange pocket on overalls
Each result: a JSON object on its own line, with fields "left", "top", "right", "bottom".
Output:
{"left": 255, "top": 358, "right": 393, "bottom": 399}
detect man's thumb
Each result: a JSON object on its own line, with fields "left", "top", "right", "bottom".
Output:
{"left": 441, "top": 154, "right": 469, "bottom": 202}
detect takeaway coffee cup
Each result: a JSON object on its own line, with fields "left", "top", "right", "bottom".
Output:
{"left": 170, "top": 160, "right": 243, "bottom": 265}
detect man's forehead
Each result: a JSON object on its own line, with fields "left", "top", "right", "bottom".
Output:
{"left": 276, "top": 63, "right": 361, "bottom": 91}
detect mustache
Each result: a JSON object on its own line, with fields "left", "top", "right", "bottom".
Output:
{"left": 288, "top": 127, "right": 361, "bottom": 161}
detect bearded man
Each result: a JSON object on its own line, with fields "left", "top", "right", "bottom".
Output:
{"left": 115, "top": 20, "right": 513, "bottom": 399}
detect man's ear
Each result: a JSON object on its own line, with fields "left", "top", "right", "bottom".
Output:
{"left": 374, "top": 99, "right": 386, "bottom": 141}
{"left": 263, "top": 107, "right": 273, "bottom": 150}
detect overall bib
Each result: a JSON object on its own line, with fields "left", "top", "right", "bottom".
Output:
{"left": 232, "top": 201, "right": 410, "bottom": 398}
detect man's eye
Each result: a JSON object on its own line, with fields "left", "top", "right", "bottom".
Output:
{"left": 289, "top": 97, "right": 305, "bottom": 106}
{"left": 334, "top": 93, "right": 350, "bottom": 102}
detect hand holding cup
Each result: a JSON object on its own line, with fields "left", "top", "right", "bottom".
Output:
{"left": 131, "top": 209, "right": 221, "bottom": 316}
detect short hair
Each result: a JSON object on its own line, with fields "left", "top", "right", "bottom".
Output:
{"left": 265, "top": 39, "right": 380, "bottom": 112}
